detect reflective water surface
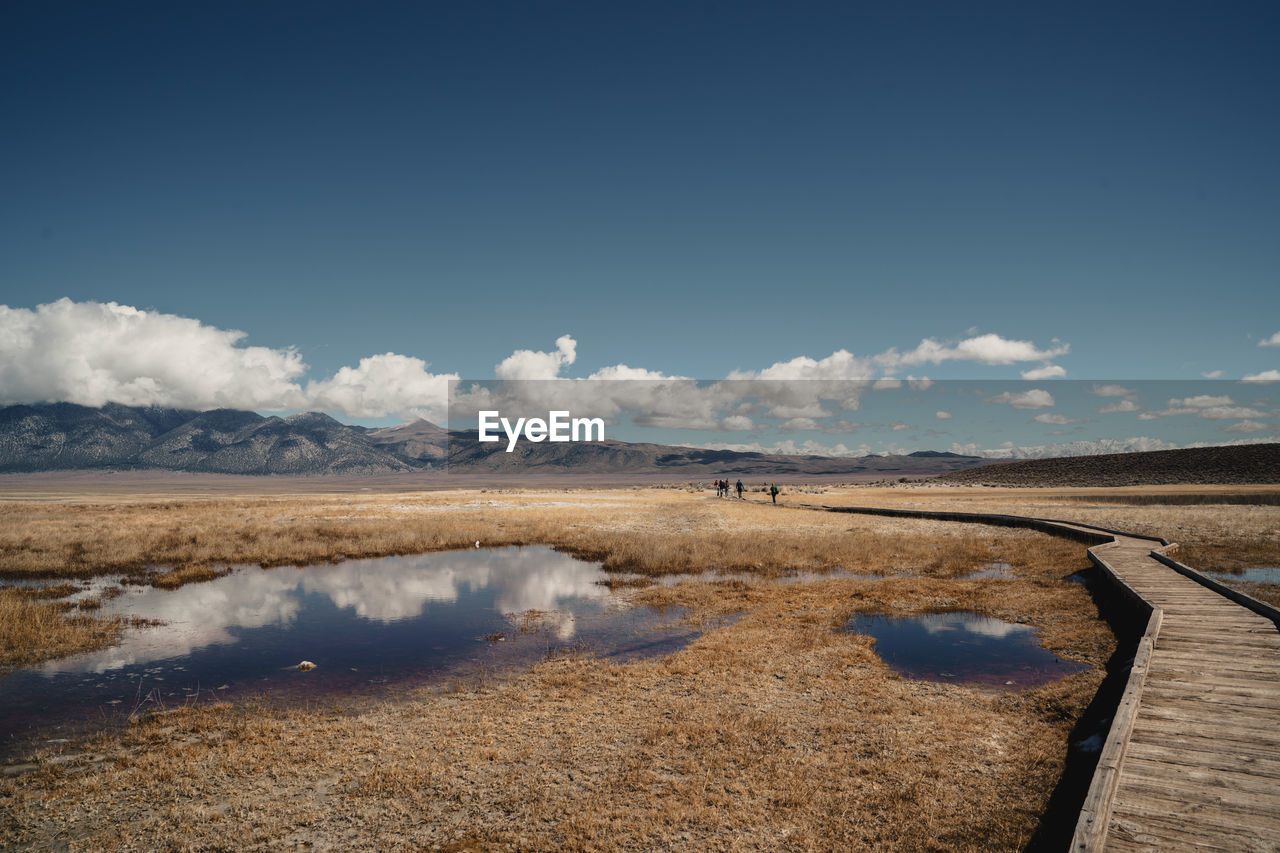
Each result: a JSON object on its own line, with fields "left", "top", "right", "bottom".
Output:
{"left": 1205, "top": 567, "right": 1280, "bottom": 584}
{"left": 845, "top": 611, "right": 1087, "bottom": 689}
{"left": 0, "top": 547, "right": 702, "bottom": 750}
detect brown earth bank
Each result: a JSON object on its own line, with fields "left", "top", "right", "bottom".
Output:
{"left": 0, "top": 490, "right": 1114, "bottom": 850}
{"left": 933, "top": 443, "right": 1280, "bottom": 487}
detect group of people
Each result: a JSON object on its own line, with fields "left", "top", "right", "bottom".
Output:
{"left": 712, "top": 479, "right": 781, "bottom": 503}
{"left": 713, "top": 478, "right": 743, "bottom": 499}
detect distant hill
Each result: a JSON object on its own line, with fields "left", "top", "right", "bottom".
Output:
{"left": 0, "top": 403, "right": 992, "bottom": 478}
{"left": 0, "top": 404, "right": 415, "bottom": 475}
{"left": 442, "top": 432, "right": 988, "bottom": 478}
{"left": 933, "top": 443, "right": 1280, "bottom": 487}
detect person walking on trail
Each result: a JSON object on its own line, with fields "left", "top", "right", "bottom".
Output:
{"left": 770, "top": 483, "right": 779, "bottom": 504}
{"left": 735, "top": 479, "right": 744, "bottom": 500}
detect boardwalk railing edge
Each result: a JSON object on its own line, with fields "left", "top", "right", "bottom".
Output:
{"left": 1148, "top": 549, "right": 1280, "bottom": 628}
{"left": 1069, "top": 545, "right": 1163, "bottom": 852}
{"left": 799, "top": 504, "right": 1165, "bottom": 852}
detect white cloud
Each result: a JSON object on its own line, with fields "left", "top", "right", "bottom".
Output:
{"left": 1020, "top": 364, "right": 1066, "bottom": 380}
{"left": 950, "top": 436, "right": 1179, "bottom": 459}
{"left": 1202, "top": 370, "right": 1223, "bottom": 379}
{"left": 935, "top": 411, "right": 952, "bottom": 420}
{"left": 890, "top": 421, "right": 913, "bottom": 431}
{"left": 989, "top": 389, "right": 1055, "bottom": 410}
{"left": 1099, "top": 399, "right": 1140, "bottom": 414}
{"left": 494, "top": 334, "right": 577, "bottom": 380}
{"left": 1258, "top": 332, "right": 1280, "bottom": 347}
{"left": 1169, "top": 394, "right": 1234, "bottom": 409}
{"left": 690, "top": 439, "right": 871, "bottom": 458}
{"left": 719, "top": 414, "right": 755, "bottom": 431}
{"left": 305, "top": 353, "right": 458, "bottom": 420}
{"left": 1033, "top": 413, "right": 1085, "bottom": 425}
{"left": 781, "top": 417, "right": 820, "bottom": 431}
{"left": 1139, "top": 395, "right": 1267, "bottom": 421}
{"left": 1243, "top": 370, "right": 1280, "bottom": 382}
{"left": 1222, "top": 420, "right": 1270, "bottom": 433}
{"left": 887, "top": 333, "right": 1069, "bottom": 367}
{"left": 1093, "top": 385, "right": 1135, "bottom": 397}
{"left": 0, "top": 299, "right": 308, "bottom": 411}
{"left": 731, "top": 332, "right": 1069, "bottom": 381}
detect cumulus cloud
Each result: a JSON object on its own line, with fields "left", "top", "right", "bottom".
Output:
{"left": 1032, "top": 413, "right": 1086, "bottom": 425}
{"left": 690, "top": 439, "right": 871, "bottom": 457}
{"left": 494, "top": 334, "right": 577, "bottom": 380}
{"left": 1222, "top": 420, "right": 1270, "bottom": 433}
{"left": 1243, "top": 370, "right": 1280, "bottom": 382}
{"left": 989, "top": 389, "right": 1055, "bottom": 410}
{"left": 1098, "top": 399, "right": 1140, "bottom": 414}
{"left": 887, "top": 333, "right": 1069, "bottom": 367}
{"left": 1202, "top": 370, "right": 1223, "bottom": 379}
{"left": 0, "top": 299, "right": 308, "bottom": 411}
{"left": 731, "top": 332, "right": 1069, "bottom": 381}
{"left": 949, "top": 436, "right": 1180, "bottom": 459}
{"left": 1020, "top": 364, "right": 1066, "bottom": 380}
{"left": 1093, "top": 385, "right": 1135, "bottom": 397}
{"left": 2, "top": 301, "right": 1087, "bottom": 438}
{"left": 890, "top": 421, "right": 913, "bottom": 431}
{"left": 935, "top": 411, "right": 952, "bottom": 420}
{"left": 305, "top": 353, "right": 458, "bottom": 420}
{"left": 1138, "top": 395, "right": 1267, "bottom": 421}
{"left": 1258, "top": 332, "right": 1280, "bottom": 347}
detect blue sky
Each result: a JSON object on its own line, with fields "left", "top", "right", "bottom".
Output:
{"left": 2, "top": 2, "right": 1278, "bottom": 453}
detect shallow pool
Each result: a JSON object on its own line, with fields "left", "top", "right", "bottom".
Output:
{"left": 1205, "top": 567, "right": 1280, "bottom": 584}
{"left": 0, "top": 547, "right": 703, "bottom": 749}
{"left": 845, "top": 611, "right": 1087, "bottom": 689}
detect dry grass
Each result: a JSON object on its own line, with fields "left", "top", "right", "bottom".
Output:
{"left": 809, "top": 484, "right": 1280, "bottom": 567}
{"left": 0, "top": 587, "right": 124, "bottom": 668}
{"left": 0, "top": 486, "right": 1121, "bottom": 850}
{"left": 0, "top": 489, "right": 1090, "bottom": 669}
{"left": 0, "top": 520, "right": 1106, "bottom": 851}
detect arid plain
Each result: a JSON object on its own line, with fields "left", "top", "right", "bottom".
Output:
{"left": 2, "top": 480, "right": 1277, "bottom": 850}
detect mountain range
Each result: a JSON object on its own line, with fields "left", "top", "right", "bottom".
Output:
{"left": 0, "top": 403, "right": 990, "bottom": 478}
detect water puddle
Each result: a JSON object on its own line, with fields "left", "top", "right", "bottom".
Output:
{"left": 964, "top": 562, "right": 1013, "bottom": 579}
{"left": 1204, "top": 567, "right": 1280, "bottom": 584}
{"left": 618, "top": 568, "right": 894, "bottom": 587}
{"left": 845, "top": 611, "right": 1087, "bottom": 689}
{"left": 0, "top": 547, "right": 706, "bottom": 751}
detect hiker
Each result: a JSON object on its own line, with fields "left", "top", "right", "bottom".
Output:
{"left": 735, "top": 479, "right": 744, "bottom": 499}
{"left": 770, "top": 483, "right": 779, "bottom": 504}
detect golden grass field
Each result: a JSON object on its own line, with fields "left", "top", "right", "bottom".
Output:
{"left": 1, "top": 481, "right": 1277, "bottom": 850}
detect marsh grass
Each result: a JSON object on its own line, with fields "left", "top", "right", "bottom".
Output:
{"left": 1, "top": 533, "right": 1106, "bottom": 851}
{"left": 1, "top": 483, "right": 1231, "bottom": 849}
{"left": 0, "top": 587, "right": 123, "bottom": 668}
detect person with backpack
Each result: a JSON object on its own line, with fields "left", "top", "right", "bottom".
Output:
{"left": 770, "top": 483, "right": 779, "bottom": 504}
{"left": 735, "top": 479, "right": 744, "bottom": 500}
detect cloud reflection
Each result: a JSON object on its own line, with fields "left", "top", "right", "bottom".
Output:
{"left": 41, "top": 547, "right": 612, "bottom": 675}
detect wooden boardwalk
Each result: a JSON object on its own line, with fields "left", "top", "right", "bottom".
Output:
{"left": 812, "top": 505, "right": 1280, "bottom": 851}
{"left": 1074, "top": 530, "right": 1280, "bottom": 851}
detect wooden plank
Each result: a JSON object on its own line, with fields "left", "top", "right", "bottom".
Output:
{"left": 1146, "top": 666, "right": 1280, "bottom": 686}
{"left": 1132, "top": 706, "right": 1280, "bottom": 739}
{"left": 1122, "top": 756, "right": 1280, "bottom": 796}
{"left": 1143, "top": 680, "right": 1280, "bottom": 700}
{"left": 1114, "top": 777, "right": 1280, "bottom": 822}
{"left": 1071, "top": 627, "right": 1158, "bottom": 852}
{"left": 1107, "top": 807, "right": 1276, "bottom": 851}
{"left": 1129, "top": 716, "right": 1280, "bottom": 751}
{"left": 1126, "top": 738, "right": 1280, "bottom": 777}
